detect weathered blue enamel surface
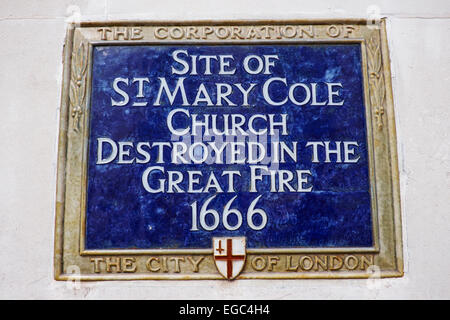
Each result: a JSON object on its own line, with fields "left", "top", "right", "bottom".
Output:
{"left": 85, "top": 44, "right": 372, "bottom": 250}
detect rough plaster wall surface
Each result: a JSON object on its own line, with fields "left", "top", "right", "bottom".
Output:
{"left": 0, "top": 0, "right": 449, "bottom": 299}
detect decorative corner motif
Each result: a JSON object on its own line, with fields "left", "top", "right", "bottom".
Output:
{"left": 69, "top": 41, "right": 88, "bottom": 133}
{"left": 367, "top": 33, "right": 386, "bottom": 130}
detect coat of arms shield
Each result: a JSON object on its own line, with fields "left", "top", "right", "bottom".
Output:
{"left": 213, "top": 237, "right": 246, "bottom": 280}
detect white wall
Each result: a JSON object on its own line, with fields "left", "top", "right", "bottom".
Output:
{"left": 0, "top": 0, "right": 449, "bottom": 299}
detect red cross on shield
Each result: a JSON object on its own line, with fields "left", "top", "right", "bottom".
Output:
{"left": 213, "top": 237, "right": 246, "bottom": 280}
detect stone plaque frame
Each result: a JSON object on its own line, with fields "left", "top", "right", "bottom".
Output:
{"left": 54, "top": 19, "right": 403, "bottom": 280}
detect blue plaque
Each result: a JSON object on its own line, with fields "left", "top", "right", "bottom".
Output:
{"left": 55, "top": 22, "right": 403, "bottom": 280}
{"left": 86, "top": 44, "right": 372, "bottom": 250}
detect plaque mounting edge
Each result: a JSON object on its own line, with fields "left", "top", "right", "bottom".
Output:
{"left": 54, "top": 19, "right": 403, "bottom": 280}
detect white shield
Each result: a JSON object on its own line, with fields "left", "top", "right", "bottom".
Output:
{"left": 213, "top": 237, "right": 246, "bottom": 280}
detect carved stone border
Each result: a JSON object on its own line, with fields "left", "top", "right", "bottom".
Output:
{"left": 367, "top": 33, "right": 386, "bottom": 130}
{"left": 54, "top": 19, "right": 403, "bottom": 280}
{"left": 69, "top": 41, "right": 88, "bottom": 133}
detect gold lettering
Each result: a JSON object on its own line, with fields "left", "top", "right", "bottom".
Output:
{"left": 123, "top": 257, "right": 137, "bottom": 273}
{"left": 146, "top": 257, "right": 161, "bottom": 272}
{"left": 90, "top": 257, "right": 104, "bottom": 273}
{"left": 326, "top": 25, "right": 341, "bottom": 38}
{"left": 260, "top": 26, "right": 274, "bottom": 39}
{"left": 201, "top": 27, "right": 214, "bottom": 39}
{"left": 161, "top": 257, "right": 169, "bottom": 272}
{"left": 360, "top": 255, "right": 374, "bottom": 270}
{"left": 251, "top": 256, "right": 267, "bottom": 271}
{"left": 343, "top": 25, "right": 355, "bottom": 38}
{"left": 329, "top": 256, "right": 343, "bottom": 270}
{"left": 186, "top": 26, "right": 200, "bottom": 39}
{"left": 170, "top": 257, "right": 185, "bottom": 273}
{"left": 97, "top": 27, "right": 112, "bottom": 40}
{"left": 105, "top": 257, "right": 121, "bottom": 273}
{"left": 131, "top": 27, "right": 144, "bottom": 40}
{"left": 169, "top": 27, "right": 184, "bottom": 40}
{"left": 187, "top": 256, "right": 204, "bottom": 272}
{"left": 113, "top": 27, "right": 129, "bottom": 40}
{"left": 344, "top": 255, "right": 359, "bottom": 270}
{"left": 215, "top": 27, "right": 230, "bottom": 39}
{"left": 267, "top": 256, "right": 280, "bottom": 271}
{"left": 299, "top": 256, "right": 314, "bottom": 271}
{"left": 314, "top": 255, "right": 328, "bottom": 271}
{"left": 246, "top": 27, "right": 262, "bottom": 39}
{"left": 155, "top": 27, "right": 168, "bottom": 39}
{"left": 286, "top": 255, "right": 298, "bottom": 271}
{"left": 273, "top": 26, "right": 282, "bottom": 39}
{"left": 231, "top": 27, "right": 245, "bottom": 39}
{"left": 298, "top": 25, "right": 314, "bottom": 38}
{"left": 280, "top": 26, "right": 296, "bottom": 38}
